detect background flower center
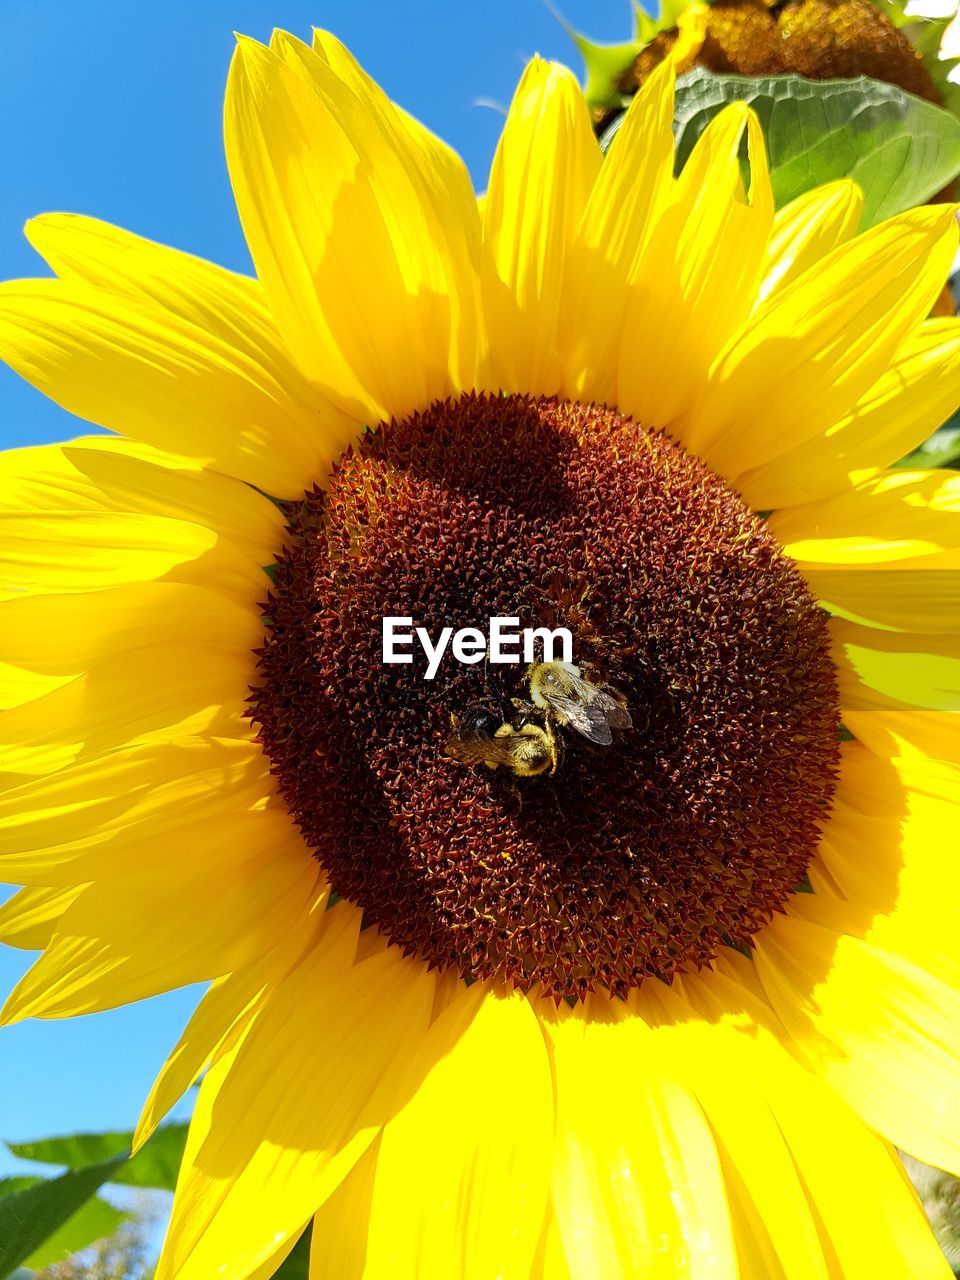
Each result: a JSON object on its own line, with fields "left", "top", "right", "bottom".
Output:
{"left": 252, "top": 394, "right": 840, "bottom": 998}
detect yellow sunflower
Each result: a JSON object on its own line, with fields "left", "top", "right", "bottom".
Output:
{"left": 1, "top": 25, "right": 960, "bottom": 1280}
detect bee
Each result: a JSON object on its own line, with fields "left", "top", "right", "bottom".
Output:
{"left": 526, "top": 660, "right": 632, "bottom": 746}
{"left": 445, "top": 705, "right": 557, "bottom": 777}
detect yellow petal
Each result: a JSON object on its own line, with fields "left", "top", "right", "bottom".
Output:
{"left": 833, "top": 619, "right": 960, "bottom": 711}
{"left": 544, "top": 997, "right": 737, "bottom": 1280}
{"left": 674, "top": 962, "right": 953, "bottom": 1279}
{"left": 25, "top": 213, "right": 360, "bottom": 487}
{"left": 28, "top": 211, "right": 254, "bottom": 314}
{"left": 808, "top": 834, "right": 960, "bottom": 993}
{"left": 639, "top": 980, "right": 831, "bottom": 1279}
{"left": 736, "top": 318, "right": 960, "bottom": 509}
{"left": 0, "top": 511, "right": 228, "bottom": 600}
{"left": 0, "top": 885, "right": 83, "bottom": 949}
{"left": 363, "top": 986, "right": 553, "bottom": 1280}
{"left": 155, "top": 935, "right": 435, "bottom": 1280}
{"left": 66, "top": 442, "right": 283, "bottom": 563}
{"left": 0, "top": 665, "right": 73, "bottom": 713}
{"left": 618, "top": 104, "right": 773, "bottom": 432}
{"left": 757, "top": 180, "right": 863, "bottom": 304}
{"left": 481, "top": 58, "right": 600, "bottom": 396}
{"left": 134, "top": 897, "right": 358, "bottom": 1153}
{"left": 0, "top": 645, "right": 253, "bottom": 777}
{"left": 0, "top": 581, "right": 261, "bottom": 677}
{"left": 0, "top": 439, "right": 134, "bottom": 511}
{"left": 0, "top": 738, "right": 271, "bottom": 877}
{"left": 0, "top": 437, "right": 285, "bottom": 569}
{"left": 684, "top": 204, "right": 959, "bottom": 476}
{"left": 136, "top": 971, "right": 266, "bottom": 1154}
{"left": 0, "top": 278, "right": 330, "bottom": 497}
{"left": 226, "top": 36, "right": 476, "bottom": 426}
{"left": 0, "top": 786, "right": 292, "bottom": 891}
{"left": 309, "top": 1136, "right": 381, "bottom": 1280}
{"left": 25, "top": 213, "right": 325, "bottom": 415}
{"left": 800, "top": 560, "right": 960, "bottom": 631}
{"left": 755, "top": 900, "right": 960, "bottom": 1175}
{"left": 293, "top": 28, "right": 483, "bottom": 392}
{"left": 1, "top": 837, "right": 319, "bottom": 1022}
{"left": 819, "top": 742, "right": 960, "bottom": 987}
{"left": 771, "top": 469, "right": 960, "bottom": 564}
{"left": 786, "top": 472, "right": 960, "bottom": 630}
{"left": 562, "top": 60, "right": 676, "bottom": 404}
{"left": 814, "top": 745, "right": 960, "bottom": 938}
{"left": 530, "top": 1214, "right": 573, "bottom": 1280}
{"left": 844, "top": 707, "right": 960, "bottom": 767}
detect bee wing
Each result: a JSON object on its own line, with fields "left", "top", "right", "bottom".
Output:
{"left": 545, "top": 690, "right": 614, "bottom": 745}
{"left": 593, "top": 688, "right": 633, "bottom": 732}
{"left": 538, "top": 670, "right": 632, "bottom": 744}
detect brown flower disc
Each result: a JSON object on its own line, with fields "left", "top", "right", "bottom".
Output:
{"left": 252, "top": 395, "right": 840, "bottom": 999}
{"left": 623, "top": 0, "right": 938, "bottom": 104}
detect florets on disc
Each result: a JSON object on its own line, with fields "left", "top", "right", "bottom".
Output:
{"left": 251, "top": 394, "right": 839, "bottom": 999}
{"left": 627, "top": 0, "right": 938, "bottom": 104}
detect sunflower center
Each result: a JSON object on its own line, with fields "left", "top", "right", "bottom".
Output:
{"left": 625, "top": 0, "right": 938, "bottom": 105}
{"left": 252, "top": 394, "right": 839, "bottom": 999}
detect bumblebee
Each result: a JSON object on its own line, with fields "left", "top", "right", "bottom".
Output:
{"left": 526, "top": 660, "right": 632, "bottom": 746}
{"left": 445, "top": 705, "right": 557, "bottom": 777}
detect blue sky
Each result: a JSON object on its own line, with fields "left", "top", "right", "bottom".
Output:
{"left": 0, "top": 0, "right": 632, "bottom": 1169}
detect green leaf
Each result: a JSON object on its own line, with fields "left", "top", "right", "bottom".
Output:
{"left": 0, "top": 1155, "right": 127, "bottom": 1278}
{"left": 0, "top": 1179, "right": 42, "bottom": 1197}
{"left": 0, "top": 1122, "right": 189, "bottom": 1277}
{"left": 620, "top": 67, "right": 960, "bottom": 227}
{"left": 7, "top": 1130, "right": 130, "bottom": 1168}
{"left": 7, "top": 1122, "right": 189, "bottom": 1192}
{"left": 24, "top": 1196, "right": 129, "bottom": 1271}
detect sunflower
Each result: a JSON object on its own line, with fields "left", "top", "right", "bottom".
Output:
{"left": 585, "top": 0, "right": 960, "bottom": 132}
{"left": 623, "top": 0, "right": 941, "bottom": 101}
{"left": 0, "top": 25, "right": 959, "bottom": 1279}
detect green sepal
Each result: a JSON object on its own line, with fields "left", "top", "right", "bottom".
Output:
{"left": 556, "top": 0, "right": 694, "bottom": 108}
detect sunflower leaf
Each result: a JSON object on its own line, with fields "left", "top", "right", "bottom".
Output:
{"left": 674, "top": 68, "right": 960, "bottom": 226}
{"left": 602, "top": 68, "right": 960, "bottom": 226}
{"left": 24, "top": 1195, "right": 129, "bottom": 1271}
{"left": 6, "top": 1122, "right": 188, "bottom": 1192}
{"left": 0, "top": 1155, "right": 127, "bottom": 1278}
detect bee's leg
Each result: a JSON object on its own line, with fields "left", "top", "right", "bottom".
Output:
{"left": 511, "top": 696, "right": 537, "bottom": 726}
{"left": 502, "top": 777, "right": 523, "bottom": 816}
{"left": 540, "top": 713, "right": 560, "bottom": 776}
